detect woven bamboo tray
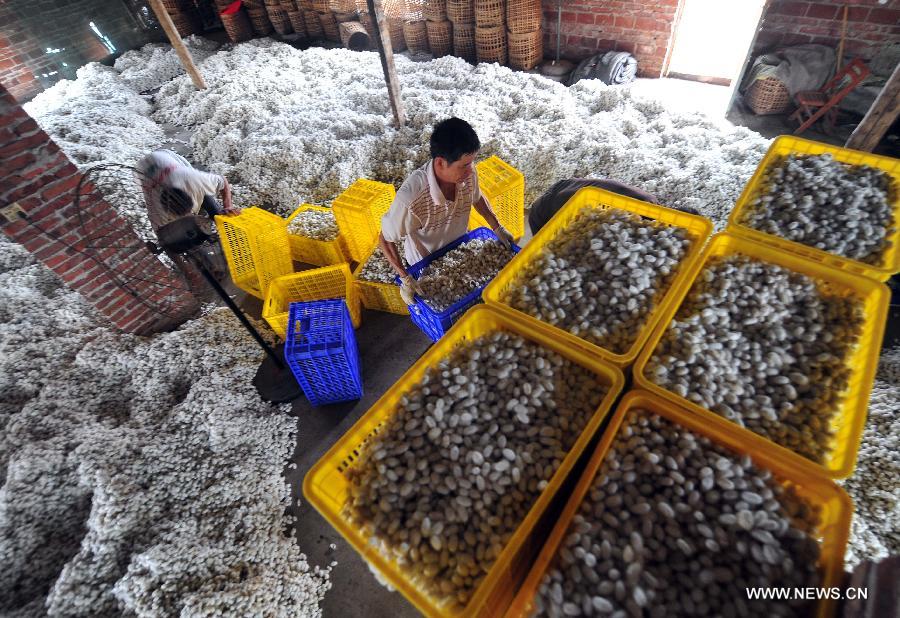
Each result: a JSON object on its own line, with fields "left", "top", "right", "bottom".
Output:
{"left": 506, "top": 0, "right": 539, "bottom": 34}
{"left": 508, "top": 27, "right": 542, "bottom": 70}
{"left": 426, "top": 19, "right": 453, "bottom": 56}
{"left": 476, "top": 24, "right": 506, "bottom": 64}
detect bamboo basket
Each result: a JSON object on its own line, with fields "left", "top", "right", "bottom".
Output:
{"left": 507, "top": 27, "right": 542, "bottom": 69}
{"left": 287, "top": 9, "right": 308, "bottom": 35}
{"left": 303, "top": 9, "right": 324, "bottom": 37}
{"left": 162, "top": 0, "right": 188, "bottom": 13}
{"left": 280, "top": 0, "right": 298, "bottom": 10}
{"left": 340, "top": 21, "right": 371, "bottom": 49}
{"left": 221, "top": 8, "right": 254, "bottom": 42}
{"left": 426, "top": 19, "right": 452, "bottom": 56}
{"left": 388, "top": 16, "right": 407, "bottom": 51}
{"left": 745, "top": 77, "right": 792, "bottom": 115}
{"left": 403, "top": 20, "right": 430, "bottom": 53}
{"left": 447, "top": 0, "right": 474, "bottom": 23}
{"left": 330, "top": 0, "right": 357, "bottom": 12}
{"left": 453, "top": 20, "right": 476, "bottom": 62}
{"left": 334, "top": 10, "right": 358, "bottom": 22}
{"left": 171, "top": 11, "right": 202, "bottom": 37}
{"left": 243, "top": 0, "right": 265, "bottom": 8}
{"left": 405, "top": 0, "right": 425, "bottom": 20}
{"left": 505, "top": 0, "right": 540, "bottom": 34}
{"left": 424, "top": 0, "right": 447, "bottom": 21}
{"left": 312, "top": 0, "right": 330, "bottom": 12}
{"left": 248, "top": 8, "right": 275, "bottom": 34}
{"left": 383, "top": 0, "right": 405, "bottom": 17}
{"left": 476, "top": 24, "right": 506, "bottom": 64}
{"left": 267, "top": 5, "right": 294, "bottom": 34}
{"left": 475, "top": 0, "right": 503, "bottom": 27}
{"left": 321, "top": 10, "right": 341, "bottom": 40}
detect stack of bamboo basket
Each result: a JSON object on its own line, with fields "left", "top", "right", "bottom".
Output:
{"left": 162, "top": 0, "right": 204, "bottom": 37}
{"left": 505, "top": 0, "right": 542, "bottom": 70}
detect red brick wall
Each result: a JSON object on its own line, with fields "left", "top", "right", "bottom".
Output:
{"left": 754, "top": 0, "right": 900, "bottom": 61}
{"left": 0, "top": 84, "right": 197, "bottom": 334}
{"left": 1, "top": 0, "right": 161, "bottom": 102}
{"left": 541, "top": 0, "right": 682, "bottom": 77}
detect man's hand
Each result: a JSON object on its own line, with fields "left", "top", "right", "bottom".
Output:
{"left": 493, "top": 224, "right": 514, "bottom": 249}
{"left": 222, "top": 206, "right": 242, "bottom": 216}
{"left": 400, "top": 274, "right": 423, "bottom": 305}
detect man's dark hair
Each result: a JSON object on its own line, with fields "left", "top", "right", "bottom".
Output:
{"left": 430, "top": 117, "right": 480, "bottom": 164}
{"left": 160, "top": 187, "right": 193, "bottom": 217}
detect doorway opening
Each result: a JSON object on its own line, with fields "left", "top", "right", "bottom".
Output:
{"left": 666, "top": 0, "right": 767, "bottom": 85}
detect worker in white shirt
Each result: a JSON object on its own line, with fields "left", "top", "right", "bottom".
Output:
{"left": 136, "top": 149, "right": 239, "bottom": 233}
{"left": 378, "top": 117, "right": 514, "bottom": 305}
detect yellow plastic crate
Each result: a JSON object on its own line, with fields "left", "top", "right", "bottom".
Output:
{"left": 285, "top": 204, "right": 349, "bottom": 266}
{"left": 506, "top": 390, "right": 852, "bottom": 618}
{"left": 728, "top": 135, "right": 900, "bottom": 282}
{"left": 332, "top": 179, "right": 396, "bottom": 262}
{"left": 303, "top": 305, "right": 625, "bottom": 618}
{"left": 216, "top": 207, "right": 293, "bottom": 299}
{"left": 352, "top": 244, "right": 409, "bottom": 315}
{"left": 468, "top": 155, "right": 526, "bottom": 240}
{"left": 633, "top": 232, "right": 890, "bottom": 479}
{"left": 483, "top": 187, "right": 713, "bottom": 367}
{"left": 262, "top": 264, "right": 361, "bottom": 339}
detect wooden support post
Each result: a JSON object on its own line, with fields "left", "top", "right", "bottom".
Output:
{"left": 846, "top": 62, "right": 900, "bottom": 153}
{"left": 148, "top": 0, "right": 207, "bottom": 90}
{"left": 366, "top": 0, "right": 406, "bottom": 128}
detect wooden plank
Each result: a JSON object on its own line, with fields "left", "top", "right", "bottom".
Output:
{"left": 846, "top": 62, "right": 900, "bottom": 152}
{"left": 366, "top": 0, "right": 406, "bottom": 128}
{"left": 148, "top": 0, "right": 207, "bottom": 90}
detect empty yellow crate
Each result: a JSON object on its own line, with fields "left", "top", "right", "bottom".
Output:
{"left": 352, "top": 244, "right": 409, "bottom": 315}
{"left": 468, "top": 155, "right": 526, "bottom": 240}
{"left": 286, "top": 204, "right": 348, "bottom": 266}
{"left": 506, "top": 390, "right": 852, "bottom": 618}
{"left": 303, "top": 305, "right": 625, "bottom": 618}
{"left": 216, "top": 207, "right": 293, "bottom": 299}
{"left": 728, "top": 135, "right": 900, "bottom": 282}
{"left": 633, "top": 232, "right": 890, "bottom": 479}
{"left": 262, "top": 264, "right": 361, "bottom": 339}
{"left": 332, "top": 179, "right": 396, "bottom": 262}
{"left": 483, "top": 187, "right": 713, "bottom": 367}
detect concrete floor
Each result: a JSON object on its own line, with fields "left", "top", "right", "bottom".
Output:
{"left": 284, "top": 309, "right": 430, "bottom": 618}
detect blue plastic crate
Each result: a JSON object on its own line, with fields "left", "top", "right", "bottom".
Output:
{"left": 399, "top": 228, "right": 520, "bottom": 342}
{"left": 285, "top": 299, "right": 363, "bottom": 406}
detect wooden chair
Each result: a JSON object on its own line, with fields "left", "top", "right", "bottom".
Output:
{"left": 790, "top": 58, "right": 870, "bottom": 135}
